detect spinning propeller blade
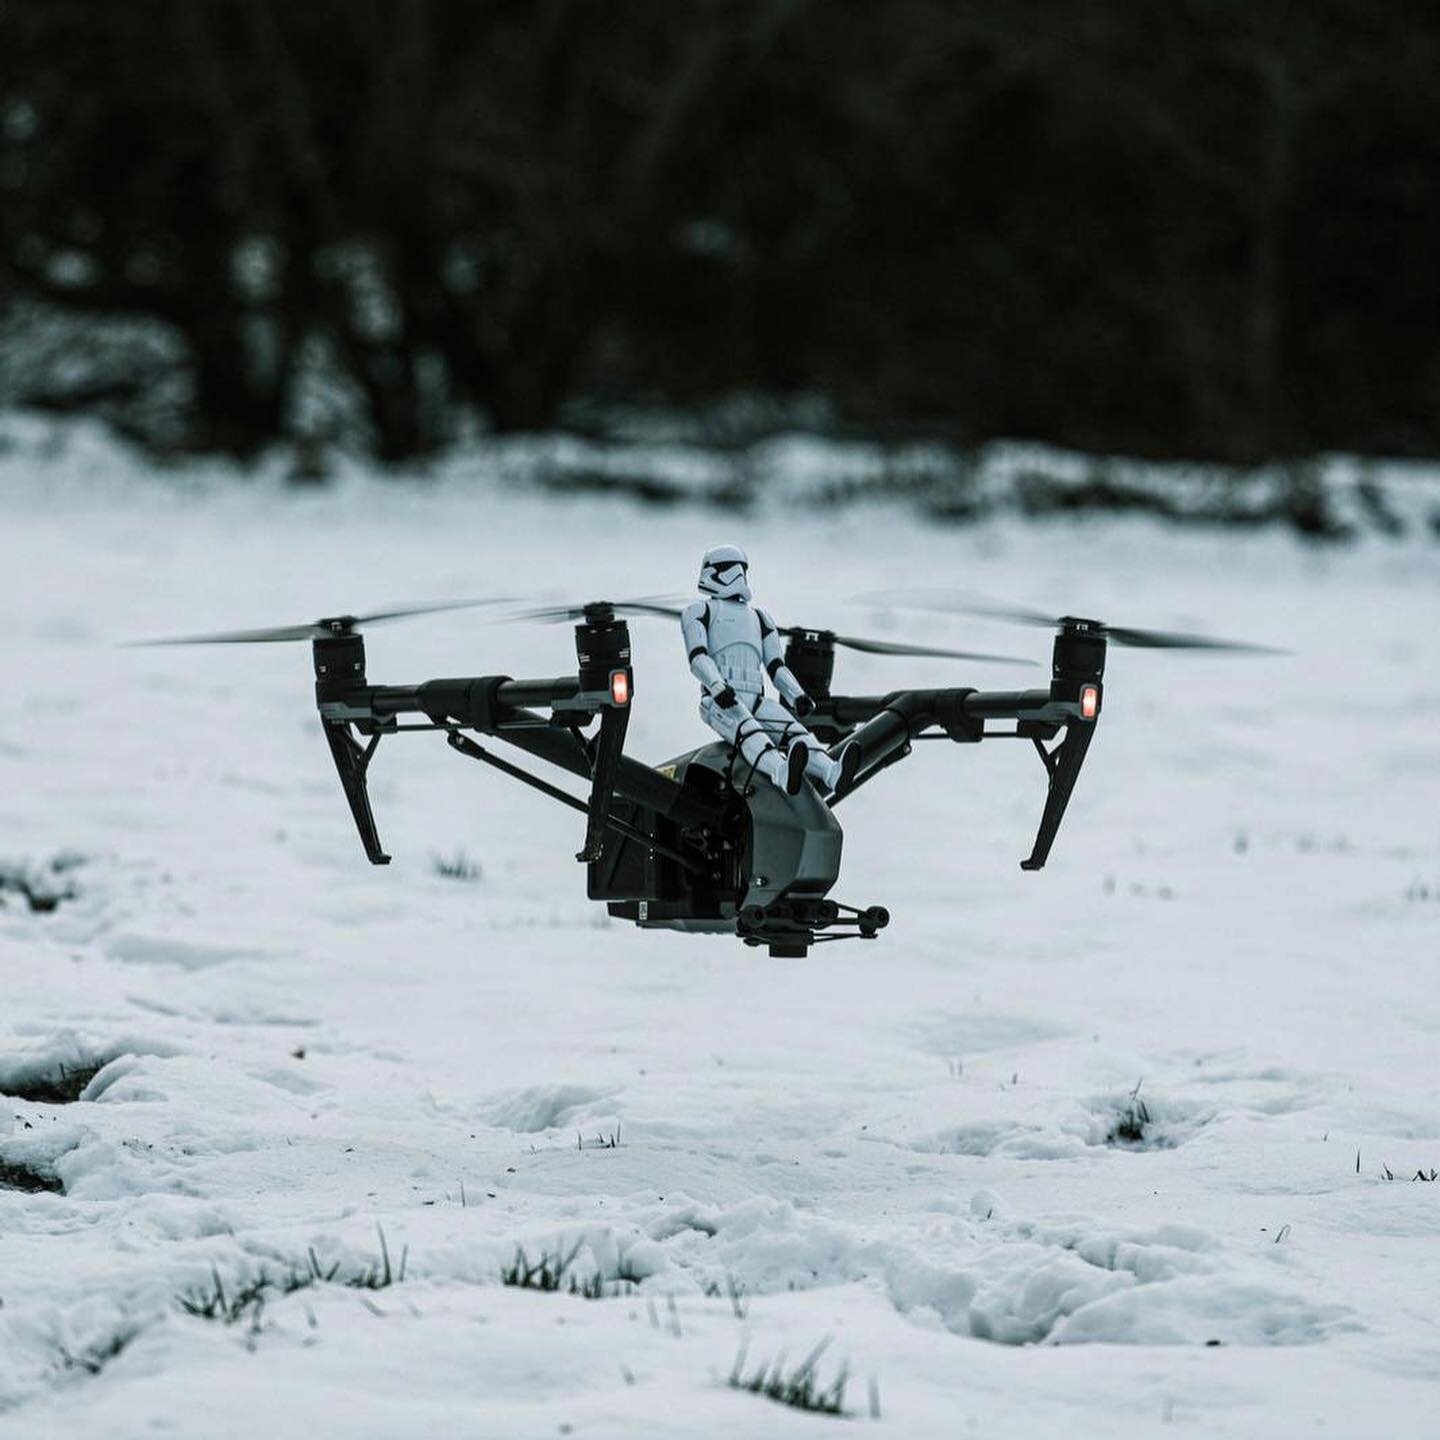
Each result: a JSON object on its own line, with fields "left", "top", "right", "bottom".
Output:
{"left": 507, "top": 595, "right": 688, "bottom": 625}
{"left": 512, "top": 596, "right": 1031, "bottom": 664}
{"left": 127, "top": 597, "right": 512, "bottom": 647}
{"left": 782, "top": 626, "right": 1033, "bottom": 666}
{"left": 861, "top": 590, "right": 1286, "bottom": 654}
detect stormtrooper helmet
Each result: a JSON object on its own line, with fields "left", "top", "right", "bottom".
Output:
{"left": 697, "top": 543, "right": 751, "bottom": 601}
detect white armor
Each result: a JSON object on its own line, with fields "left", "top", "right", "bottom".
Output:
{"left": 682, "top": 544, "right": 845, "bottom": 794}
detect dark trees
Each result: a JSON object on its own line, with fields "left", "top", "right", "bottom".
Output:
{"left": 1, "top": 0, "right": 1436, "bottom": 461}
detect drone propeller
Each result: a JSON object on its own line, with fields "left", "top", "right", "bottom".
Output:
{"left": 506, "top": 595, "right": 689, "bottom": 625}
{"left": 510, "top": 596, "right": 1031, "bottom": 664}
{"left": 127, "top": 597, "right": 512, "bottom": 647}
{"left": 861, "top": 590, "right": 1286, "bottom": 655}
{"left": 778, "top": 625, "right": 1032, "bottom": 666}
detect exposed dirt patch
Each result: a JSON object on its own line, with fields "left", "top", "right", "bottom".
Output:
{"left": 1107, "top": 1091, "right": 1158, "bottom": 1148}
{"left": 0, "top": 1157, "right": 64, "bottom": 1193}
{"left": 2, "top": 1060, "right": 109, "bottom": 1105}
{"left": 1087, "top": 1086, "right": 1211, "bottom": 1152}
{"left": 59, "top": 1325, "right": 142, "bottom": 1377}
{"left": 0, "top": 853, "right": 88, "bottom": 913}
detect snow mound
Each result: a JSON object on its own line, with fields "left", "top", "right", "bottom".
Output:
{"left": 483, "top": 1083, "right": 620, "bottom": 1133}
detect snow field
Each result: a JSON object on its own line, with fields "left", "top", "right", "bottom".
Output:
{"left": 2, "top": 416, "right": 1439, "bottom": 1436}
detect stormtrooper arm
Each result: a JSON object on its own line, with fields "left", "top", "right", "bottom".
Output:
{"left": 758, "top": 610, "right": 807, "bottom": 706}
{"left": 682, "top": 602, "right": 746, "bottom": 708}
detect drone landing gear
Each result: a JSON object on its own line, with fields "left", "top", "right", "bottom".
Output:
{"left": 322, "top": 720, "right": 391, "bottom": 865}
{"left": 738, "top": 896, "right": 890, "bottom": 958}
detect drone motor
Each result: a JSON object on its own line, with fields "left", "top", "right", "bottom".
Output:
{"left": 312, "top": 620, "right": 367, "bottom": 707}
{"left": 573, "top": 602, "right": 634, "bottom": 710}
{"left": 781, "top": 629, "right": 837, "bottom": 702}
{"left": 1051, "top": 618, "right": 1106, "bottom": 718}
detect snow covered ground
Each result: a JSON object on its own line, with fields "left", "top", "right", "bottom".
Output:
{"left": 3, "top": 415, "right": 1439, "bottom": 1438}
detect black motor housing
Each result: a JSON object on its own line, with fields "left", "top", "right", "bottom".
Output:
{"left": 575, "top": 603, "right": 632, "bottom": 695}
{"left": 313, "top": 629, "right": 366, "bottom": 705}
{"left": 1051, "top": 618, "right": 1106, "bottom": 708}
{"left": 783, "top": 630, "right": 836, "bottom": 700}
{"left": 783, "top": 630, "right": 853, "bottom": 742}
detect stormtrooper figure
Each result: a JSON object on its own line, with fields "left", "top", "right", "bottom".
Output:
{"left": 681, "top": 545, "right": 857, "bottom": 797}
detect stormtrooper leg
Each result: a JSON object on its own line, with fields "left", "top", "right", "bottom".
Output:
{"left": 699, "top": 697, "right": 792, "bottom": 791}
{"left": 751, "top": 698, "right": 844, "bottom": 792}
{"left": 808, "top": 745, "right": 845, "bottom": 791}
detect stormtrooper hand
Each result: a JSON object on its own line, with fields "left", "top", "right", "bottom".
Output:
{"left": 791, "top": 694, "right": 815, "bottom": 718}
{"left": 714, "top": 686, "right": 738, "bottom": 709}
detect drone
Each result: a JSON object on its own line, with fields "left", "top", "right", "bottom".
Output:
{"left": 134, "top": 590, "right": 1279, "bottom": 957}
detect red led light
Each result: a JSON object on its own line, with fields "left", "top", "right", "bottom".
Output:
{"left": 1080, "top": 684, "right": 1099, "bottom": 719}
{"left": 610, "top": 670, "right": 630, "bottom": 706}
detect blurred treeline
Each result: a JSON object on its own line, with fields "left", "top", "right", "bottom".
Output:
{"left": 2, "top": 0, "right": 1437, "bottom": 461}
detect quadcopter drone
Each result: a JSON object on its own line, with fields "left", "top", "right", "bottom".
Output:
{"left": 136, "top": 589, "right": 1277, "bottom": 957}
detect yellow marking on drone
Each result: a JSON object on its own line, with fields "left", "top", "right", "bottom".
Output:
{"left": 656, "top": 764, "right": 677, "bottom": 779}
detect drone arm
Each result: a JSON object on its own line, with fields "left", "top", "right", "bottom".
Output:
{"left": 819, "top": 685, "right": 1100, "bottom": 867}
{"left": 820, "top": 687, "right": 1070, "bottom": 730}
{"left": 956, "top": 688, "right": 1058, "bottom": 720}
{"left": 493, "top": 712, "right": 719, "bottom": 830}
{"left": 329, "top": 677, "right": 720, "bottom": 833}
{"left": 831, "top": 691, "right": 932, "bottom": 775}
{"left": 364, "top": 676, "right": 581, "bottom": 726}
